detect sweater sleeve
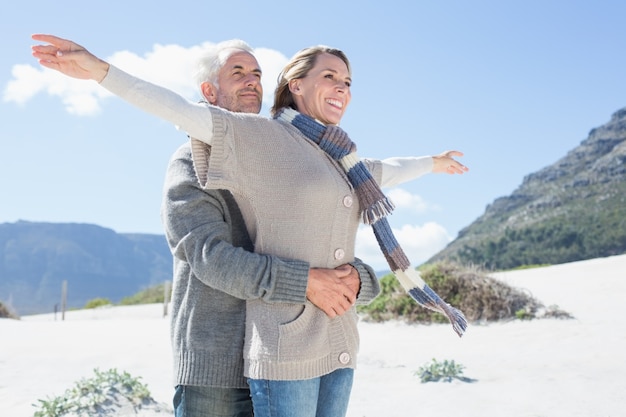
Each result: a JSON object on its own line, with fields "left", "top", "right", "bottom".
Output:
{"left": 379, "top": 156, "right": 434, "bottom": 187}
{"left": 350, "top": 258, "right": 381, "bottom": 305}
{"left": 100, "top": 65, "right": 215, "bottom": 144}
{"left": 161, "top": 144, "right": 310, "bottom": 303}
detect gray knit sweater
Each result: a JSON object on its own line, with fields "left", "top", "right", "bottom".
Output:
{"left": 162, "top": 143, "right": 379, "bottom": 388}
{"left": 100, "top": 65, "right": 434, "bottom": 381}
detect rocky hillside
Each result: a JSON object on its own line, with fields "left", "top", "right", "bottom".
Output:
{"left": 430, "top": 107, "right": 626, "bottom": 269}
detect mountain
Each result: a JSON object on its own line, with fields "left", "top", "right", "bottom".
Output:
{"left": 0, "top": 221, "right": 172, "bottom": 315}
{"left": 429, "top": 107, "right": 626, "bottom": 269}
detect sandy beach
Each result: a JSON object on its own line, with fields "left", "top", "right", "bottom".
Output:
{"left": 2, "top": 254, "right": 625, "bottom": 416}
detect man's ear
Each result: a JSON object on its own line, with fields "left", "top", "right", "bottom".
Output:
{"left": 201, "top": 81, "right": 217, "bottom": 104}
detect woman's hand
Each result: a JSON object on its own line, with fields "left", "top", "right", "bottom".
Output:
{"left": 432, "top": 150, "right": 469, "bottom": 174}
{"left": 31, "top": 34, "right": 110, "bottom": 83}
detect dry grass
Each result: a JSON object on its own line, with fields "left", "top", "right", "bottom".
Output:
{"left": 0, "top": 301, "right": 19, "bottom": 319}
{"left": 358, "top": 261, "right": 573, "bottom": 324}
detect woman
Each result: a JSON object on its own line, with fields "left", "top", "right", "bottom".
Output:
{"left": 31, "top": 34, "right": 468, "bottom": 417}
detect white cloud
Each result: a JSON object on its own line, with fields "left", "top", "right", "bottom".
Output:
{"left": 3, "top": 64, "right": 44, "bottom": 104}
{"left": 387, "top": 187, "right": 437, "bottom": 213}
{"left": 4, "top": 42, "right": 288, "bottom": 116}
{"left": 355, "top": 221, "right": 452, "bottom": 271}
{"left": 254, "top": 47, "right": 288, "bottom": 108}
{"left": 109, "top": 43, "right": 203, "bottom": 100}
{"left": 3, "top": 63, "right": 109, "bottom": 116}
{"left": 354, "top": 188, "right": 449, "bottom": 270}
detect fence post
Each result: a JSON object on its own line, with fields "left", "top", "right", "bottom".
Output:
{"left": 163, "top": 280, "right": 171, "bottom": 317}
{"left": 61, "top": 280, "right": 68, "bottom": 321}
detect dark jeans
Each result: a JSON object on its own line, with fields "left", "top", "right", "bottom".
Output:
{"left": 173, "top": 385, "right": 254, "bottom": 417}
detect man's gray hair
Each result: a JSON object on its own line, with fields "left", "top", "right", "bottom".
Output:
{"left": 194, "top": 39, "right": 255, "bottom": 93}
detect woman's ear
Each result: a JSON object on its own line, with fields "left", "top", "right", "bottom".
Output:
{"left": 289, "top": 79, "right": 302, "bottom": 95}
{"left": 200, "top": 81, "right": 217, "bottom": 104}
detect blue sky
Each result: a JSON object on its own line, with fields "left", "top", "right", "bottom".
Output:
{"left": 2, "top": 1, "right": 625, "bottom": 269}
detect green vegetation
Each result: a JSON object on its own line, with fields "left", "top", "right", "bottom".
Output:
{"left": 83, "top": 298, "right": 112, "bottom": 309}
{"left": 119, "top": 283, "right": 168, "bottom": 305}
{"left": 454, "top": 208, "right": 626, "bottom": 270}
{"left": 358, "top": 261, "right": 571, "bottom": 323}
{"left": 433, "top": 177, "right": 626, "bottom": 270}
{"left": 416, "top": 358, "right": 472, "bottom": 383}
{"left": 508, "top": 264, "right": 551, "bottom": 271}
{"left": 79, "top": 284, "right": 170, "bottom": 310}
{"left": 33, "top": 368, "right": 152, "bottom": 417}
{"left": 80, "top": 283, "right": 170, "bottom": 310}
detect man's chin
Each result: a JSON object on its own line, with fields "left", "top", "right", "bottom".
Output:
{"left": 239, "top": 104, "right": 262, "bottom": 114}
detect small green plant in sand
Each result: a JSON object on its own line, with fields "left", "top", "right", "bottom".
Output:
{"left": 416, "top": 358, "right": 473, "bottom": 383}
{"left": 515, "top": 307, "right": 534, "bottom": 320}
{"left": 33, "top": 368, "right": 151, "bottom": 417}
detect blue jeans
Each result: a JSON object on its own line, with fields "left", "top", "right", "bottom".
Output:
{"left": 247, "top": 368, "right": 354, "bottom": 417}
{"left": 173, "top": 385, "right": 254, "bottom": 417}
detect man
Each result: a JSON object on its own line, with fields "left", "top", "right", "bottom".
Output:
{"left": 161, "top": 39, "right": 380, "bottom": 417}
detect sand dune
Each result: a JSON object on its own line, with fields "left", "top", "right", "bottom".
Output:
{"left": 2, "top": 254, "right": 625, "bottom": 416}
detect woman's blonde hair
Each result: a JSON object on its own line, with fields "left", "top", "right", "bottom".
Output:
{"left": 270, "top": 46, "right": 351, "bottom": 117}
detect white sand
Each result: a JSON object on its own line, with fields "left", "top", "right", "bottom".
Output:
{"left": 2, "top": 254, "right": 625, "bottom": 417}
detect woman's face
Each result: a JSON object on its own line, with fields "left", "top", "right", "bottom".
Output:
{"left": 290, "top": 52, "right": 352, "bottom": 125}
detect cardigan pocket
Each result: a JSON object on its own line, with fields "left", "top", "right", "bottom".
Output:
{"left": 277, "top": 303, "right": 331, "bottom": 361}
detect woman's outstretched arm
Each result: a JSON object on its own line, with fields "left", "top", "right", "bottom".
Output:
{"left": 31, "top": 33, "right": 215, "bottom": 143}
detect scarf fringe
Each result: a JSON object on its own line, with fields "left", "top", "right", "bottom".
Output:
{"left": 394, "top": 268, "right": 468, "bottom": 337}
{"left": 341, "top": 154, "right": 395, "bottom": 224}
{"left": 363, "top": 198, "right": 395, "bottom": 225}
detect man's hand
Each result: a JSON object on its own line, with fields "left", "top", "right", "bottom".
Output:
{"left": 306, "top": 264, "right": 360, "bottom": 318}
{"left": 31, "top": 34, "right": 110, "bottom": 82}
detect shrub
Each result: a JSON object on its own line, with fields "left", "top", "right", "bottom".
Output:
{"left": 416, "top": 358, "right": 471, "bottom": 383}
{"left": 358, "top": 261, "right": 572, "bottom": 324}
{"left": 33, "top": 368, "right": 151, "bottom": 417}
{"left": 0, "top": 300, "right": 19, "bottom": 319}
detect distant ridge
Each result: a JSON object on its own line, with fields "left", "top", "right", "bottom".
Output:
{"left": 429, "top": 107, "right": 626, "bottom": 269}
{"left": 0, "top": 221, "right": 171, "bottom": 315}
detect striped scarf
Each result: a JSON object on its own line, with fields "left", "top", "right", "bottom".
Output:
{"left": 277, "top": 108, "right": 467, "bottom": 337}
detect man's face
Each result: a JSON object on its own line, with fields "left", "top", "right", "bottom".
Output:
{"left": 214, "top": 51, "right": 263, "bottom": 114}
